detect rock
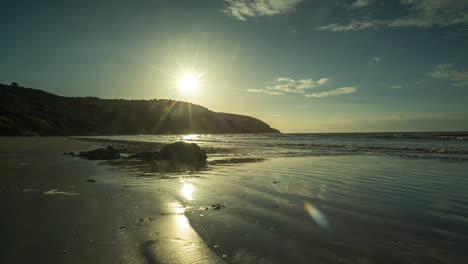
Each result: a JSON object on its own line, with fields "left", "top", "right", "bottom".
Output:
{"left": 203, "top": 203, "right": 226, "bottom": 211}
{"left": 159, "top": 141, "right": 207, "bottom": 168}
{"left": 138, "top": 217, "right": 150, "bottom": 223}
{"left": 210, "top": 203, "right": 225, "bottom": 210}
{"left": 56, "top": 250, "right": 68, "bottom": 255}
{"left": 78, "top": 145, "right": 120, "bottom": 160}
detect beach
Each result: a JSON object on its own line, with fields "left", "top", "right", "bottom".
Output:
{"left": 0, "top": 137, "right": 223, "bottom": 263}
{"left": 1, "top": 135, "right": 468, "bottom": 263}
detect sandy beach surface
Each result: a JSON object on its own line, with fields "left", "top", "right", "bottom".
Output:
{"left": 0, "top": 137, "right": 223, "bottom": 264}
{"left": 1, "top": 137, "right": 468, "bottom": 263}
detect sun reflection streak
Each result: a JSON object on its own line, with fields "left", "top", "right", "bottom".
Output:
{"left": 171, "top": 202, "right": 190, "bottom": 227}
{"left": 181, "top": 182, "right": 194, "bottom": 200}
{"left": 175, "top": 214, "right": 191, "bottom": 230}
{"left": 174, "top": 204, "right": 186, "bottom": 214}
{"left": 182, "top": 134, "right": 200, "bottom": 142}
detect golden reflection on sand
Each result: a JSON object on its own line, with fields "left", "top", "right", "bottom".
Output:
{"left": 181, "top": 181, "right": 195, "bottom": 201}
{"left": 175, "top": 214, "right": 191, "bottom": 231}
{"left": 140, "top": 202, "right": 223, "bottom": 263}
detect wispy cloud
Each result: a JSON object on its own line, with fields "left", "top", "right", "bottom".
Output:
{"left": 246, "top": 89, "right": 284, "bottom": 95}
{"left": 248, "top": 77, "right": 357, "bottom": 98}
{"left": 369, "top": 57, "right": 382, "bottom": 63}
{"left": 389, "top": 0, "right": 468, "bottom": 28}
{"left": 305, "top": 87, "right": 358, "bottom": 98}
{"left": 318, "top": 0, "right": 468, "bottom": 31}
{"left": 223, "top": 0, "right": 303, "bottom": 21}
{"left": 427, "top": 63, "right": 468, "bottom": 87}
{"left": 389, "top": 85, "right": 403, "bottom": 89}
{"left": 317, "top": 20, "right": 384, "bottom": 32}
{"left": 267, "top": 77, "right": 329, "bottom": 93}
{"left": 349, "top": 0, "right": 375, "bottom": 9}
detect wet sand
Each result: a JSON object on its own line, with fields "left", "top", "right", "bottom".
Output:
{"left": 2, "top": 137, "right": 468, "bottom": 263}
{"left": 0, "top": 138, "right": 223, "bottom": 264}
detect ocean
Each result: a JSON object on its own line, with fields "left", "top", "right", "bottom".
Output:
{"left": 91, "top": 132, "right": 468, "bottom": 161}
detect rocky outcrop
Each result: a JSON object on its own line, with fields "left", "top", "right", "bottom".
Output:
{"left": 78, "top": 146, "right": 121, "bottom": 160}
{"left": 159, "top": 141, "right": 207, "bottom": 168}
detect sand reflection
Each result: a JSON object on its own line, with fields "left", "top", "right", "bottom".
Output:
{"left": 143, "top": 202, "right": 223, "bottom": 263}
{"left": 181, "top": 181, "right": 194, "bottom": 200}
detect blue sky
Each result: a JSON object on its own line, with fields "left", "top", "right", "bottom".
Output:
{"left": 1, "top": 0, "right": 468, "bottom": 132}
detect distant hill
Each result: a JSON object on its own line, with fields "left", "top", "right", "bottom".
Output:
{"left": 0, "top": 83, "right": 280, "bottom": 136}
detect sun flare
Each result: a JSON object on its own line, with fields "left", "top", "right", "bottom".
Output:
{"left": 178, "top": 74, "right": 199, "bottom": 94}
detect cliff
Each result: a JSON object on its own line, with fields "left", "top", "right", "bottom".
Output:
{"left": 0, "top": 83, "right": 280, "bottom": 136}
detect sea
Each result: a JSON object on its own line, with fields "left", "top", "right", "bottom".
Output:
{"left": 91, "top": 132, "right": 468, "bottom": 162}
{"left": 86, "top": 132, "right": 468, "bottom": 263}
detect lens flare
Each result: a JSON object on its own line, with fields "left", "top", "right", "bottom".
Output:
{"left": 304, "top": 201, "right": 329, "bottom": 228}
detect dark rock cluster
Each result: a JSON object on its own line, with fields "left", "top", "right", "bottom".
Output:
{"left": 75, "top": 141, "right": 207, "bottom": 171}
{"left": 78, "top": 145, "right": 121, "bottom": 160}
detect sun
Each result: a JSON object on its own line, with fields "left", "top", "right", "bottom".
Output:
{"left": 178, "top": 74, "right": 199, "bottom": 94}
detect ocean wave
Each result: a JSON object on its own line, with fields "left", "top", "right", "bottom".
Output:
{"left": 88, "top": 133, "right": 468, "bottom": 161}
{"left": 277, "top": 143, "right": 468, "bottom": 155}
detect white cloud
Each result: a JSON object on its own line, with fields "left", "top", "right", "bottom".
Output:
{"left": 277, "top": 77, "right": 295, "bottom": 82}
{"left": 267, "top": 77, "right": 329, "bottom": 93}
{"left": 427, "top": 63, "right": 468, "bottom": 87}
{"left": 248, "top": 77, "right": 357, "bottom": 99}
{"left": 223, "top": 0, "right": 303, "bottom": 21}
{"left": 305, "top": 87, "right": 357, "bottom": 97}
{"left": 317, "top": 20, "right": 384, "bottom": 31}
{"left": 246, "top": 89, "right": 284, "bottom": 95}
{"left": 390, "top": 85, "right": 403, "bottom": 88}
{"left": 317, "top": 78, "right": 329, "bottom": 85}
{"left": 369, "top": 57, "right": 382, "bottom": 63}
{"left": 318, "top": 0, "right": 468, "bottom": 31}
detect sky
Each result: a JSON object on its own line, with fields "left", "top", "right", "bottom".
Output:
{"left": 1, "top": 0, "right": 468, "bottom": 133}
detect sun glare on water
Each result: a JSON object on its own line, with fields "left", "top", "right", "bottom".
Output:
{"left": 178, "top": 74, "right": 199, "bottom": 94}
